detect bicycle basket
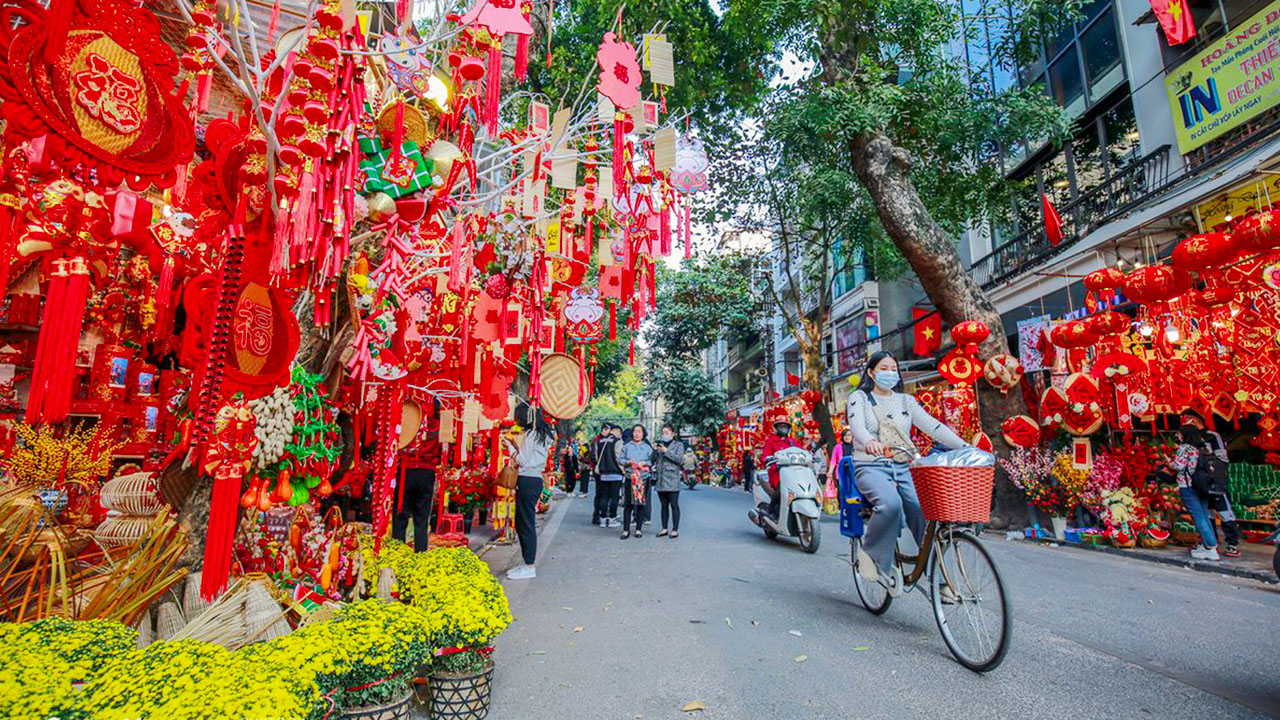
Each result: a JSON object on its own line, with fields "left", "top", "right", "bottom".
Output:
{"left": 910, "top": 466, "right": 994, "bottom": 523}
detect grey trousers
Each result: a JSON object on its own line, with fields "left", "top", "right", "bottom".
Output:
{"left": 854, "top": 461, "right": 926, "bottom": 573}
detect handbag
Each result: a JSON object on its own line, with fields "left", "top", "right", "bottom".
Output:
{"left": 497, "top": 462, "right": 518, "bottom": 491}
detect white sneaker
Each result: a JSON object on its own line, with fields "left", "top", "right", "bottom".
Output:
{"left": 1191, "top": 545, "right": 1220, "bottom": 561}
{"left": 506, "top": 564, "right": 536, "bottom": 580}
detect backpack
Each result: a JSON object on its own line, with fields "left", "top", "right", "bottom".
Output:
{"left": 1190, "top": 437, "right": 1228, "bottom": 496}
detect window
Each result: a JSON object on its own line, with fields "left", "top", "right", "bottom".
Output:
{"left": 1103, "top": 98, "right": 1141, "bottom": 170}
{"left": 1081, "top": 10, "right": 1122, "bottom": 100}
{"left": 1071, "top": 125, "right": 1105, "bottom": 195}
{"left": 1049, "top": 47, "right": 1085, "bottom": 113}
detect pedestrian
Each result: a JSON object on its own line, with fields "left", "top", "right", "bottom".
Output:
{"left": 1167, "top": 420, "right": 1225, "bottom": 561}
{"left": 652, "top": 424, "right": 686, "bottom": 538}
{"left": 561, "top": 442, "right": 579, "bottom": 494}
{"left": 577, "top": 442, "right": 592, "bottom": 497}
{"left": 849, "top": 351, "right": 968, "bottom": 596}
{"left": 742, "top": 449, "right": 754, "bottom": 492}
{"left": 618, "top": 424, "right": 654, "bottom": 538}
{"left": 504, "top": 402, "right": 556, "bottom": 580}
{"left": 393, "top": 400, "right": 441, "bottom": 552}
{"left": 828, "top": 428, "right": 855, "bottom": 508}
{"left": 1180, "top": 409, "right": 1240, "bottom": 558}
{"left": 593, "top": 423, "right": 625, "bottom": 527}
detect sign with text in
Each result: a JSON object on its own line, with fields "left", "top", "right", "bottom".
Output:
{"left": 1166, "top": 0, "right": 1280, "bottom": 153}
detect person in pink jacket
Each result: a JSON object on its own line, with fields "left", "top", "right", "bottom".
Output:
{"left": 827, "top": 428, "right": 855, "bottom": 506}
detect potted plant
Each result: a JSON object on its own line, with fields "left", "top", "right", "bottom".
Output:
{"left": 423, "top": 647, "right": 495, "bottom": 720}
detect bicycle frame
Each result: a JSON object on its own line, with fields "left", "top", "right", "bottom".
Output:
{"left": 894, "top": 520, "right": 940, "bottom": 587}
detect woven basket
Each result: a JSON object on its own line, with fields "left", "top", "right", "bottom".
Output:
{"left": 1170, "top": 529, "right": 1200, "bottom": 547}
{"left": 134, "top": 610, "right": 153, "bottom": 648}
{"left": 1111, "top": 537, "right": 1137, "bottom": 549}
{"left": 376, "top": 568, "right": 396, "bottom": 601}
{"left": 426, "top": 661, "right": 493, "bottom": 720}
{"left": 341, "top": 689, "right": 413, "bottom": 720}
{"left": 155, "top": 602, "right": 185, "bottom": 640}
{"left": 100, "top": 472, "right": 163, "bottom": 515}
{"left": 93, "top": 515, "right": 156, "bottom": 548}
{"left": 243, "top": 580, "right": 291, "bottom": 645}
{"left": 910, "top": 466, "right": 994, "bottom": 523}
{"left": 1140, "top": 536, "right": 1169, "bottom": 549}
{"left": 184, "top": 572, "right": 212, "bottom": 618}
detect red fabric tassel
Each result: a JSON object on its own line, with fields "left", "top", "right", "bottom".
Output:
{"left": 660, "top": 206, "right": 671, "bottom": 256}
{"left": 628, "top": 335, "right": 635, "bottom": 365}
{"left": 584, "top": 217, "right": 594, "bottom": 261}
{"left": 395, "top": 0, "right": 409, "bottom": 26}
{"left": 0, "top": 206, "right": 14, "bottom": 297}
{"left": 25, "top": 259, "right": 90, "bottom": 424}
{"left": 196, "top": 71, "right": 212, "bottom": 114}
{"left": 515, "top": 33, "right": 530, "bottom": 82}
{"left": 44, "top": 0, "right": 74, "bottom": 65}
{"left": 546, "top": 0, "right": 555, "bottom": 67}
{"left": 608, "top": 300, "right": 616, "bottom": 340}
{"left": 154, "top": 257, "right": 176, "bottom": 339}
{"left": 484, "top": 45, "right": 502, "bottom": 137}
{"left": 683, "top": 203, "right": 692, "bottom": 259}
{"left": 612, "top": 113, "right": 625, "bottom": 199}
{"left": 267, "top": 0, "right": 282, "bottom": 40}
{"left": 200, "top": 473, "right": 241, "bottom": 599}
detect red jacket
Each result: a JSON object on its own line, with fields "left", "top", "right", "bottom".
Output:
{"left": 761, "top": 434, "right": 801, "bottom": 487}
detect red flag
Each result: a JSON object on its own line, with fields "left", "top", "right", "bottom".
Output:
{"left": 912, "top": 308, "right": 942, "bottom": 357}
{"left": 1042, "top": 193, "right": 1063, "bottom": 247}
{"left": 1150, "top": 0, "right": 1196, "bottom": 45}
{"left": 786, "top": 371, "right": 801, "bottom": 386}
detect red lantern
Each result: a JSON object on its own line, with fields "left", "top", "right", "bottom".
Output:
{"left": 950, "top": 320, "right": 990, "bottom": 355}
{"left": 1232, "top": 210, "right": 1280, "bottom": 253}
{"left": 1083, "top": 267, "right": 1125, "bottom": 295}
{"left": 1050, "top": 320, "right": 1097, "bottom": 349}
{"left": 801, "top": 389, "right": 822, "bottom": 407}
{"left": 1197, "top": 285, "right": 1237, "bottom": 308}
{"left": 1122, "top": 266, "right": 1191, "bottom": 305}
{"left": 1172, "top": 232, "right": 1236, "bottom": 270}
{"left": 1087, "top": 311, "right": 1131, "bottom": 337}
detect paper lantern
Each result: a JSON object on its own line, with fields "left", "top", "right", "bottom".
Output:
{"left": 1122, "top": 266, "right": 1191, "bottom": 305}
{"left": 1087, "top": 311, "right": 1131, "bottom": 337}
{"left": 1000, "top": 415, "right": 1041, "bottom": 449}
{"left": 1083, "top": 267, "right": 1125, "bottom": 294}
{"left": 1050, "top": 320, "right": 1097, "bottom": 349}
{"left": 982, "top": 354, "right": 1023, "bottom": 394}
{"left": 1232, "top": 210, "right": 1280, "bottom": 253}
{"left": 1172, "top": 232, "right": 1236, "bottom": 270}
{"left": 1197, "top": 285, "right": 1236, "bottom": 308}
{"left": 951, "top": 320, "right": 990, "bottom": 350}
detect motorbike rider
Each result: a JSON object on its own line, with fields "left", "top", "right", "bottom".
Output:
{"left": 760, "top": 409, "right": 802, "bottom": 515}
{"left": 849, "top": 351, "right": 967, "bottom": 596}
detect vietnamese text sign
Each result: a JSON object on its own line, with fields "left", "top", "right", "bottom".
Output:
{"left": 1166, "top": 0, "right": 1280, "bottom": 153}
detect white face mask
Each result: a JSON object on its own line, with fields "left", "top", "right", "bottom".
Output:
{"left": 662, "top": 432, "right": 674, "bottom": 442}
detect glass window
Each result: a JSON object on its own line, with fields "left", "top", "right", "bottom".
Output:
{"left": 1080, "top": 11, "right": 1120, "bottom": 86}
{"left": 1103, "top": 98, "right": 1141, "bottom": 170}
{"left": 1080, "top": 0, "right": 1110, "bottom": 21}
{"left": 1049, "top": 47, "right": 1085, "bottom": 112}
{"left": 1071, "top": 125, "right": 1105, "bottom": 195}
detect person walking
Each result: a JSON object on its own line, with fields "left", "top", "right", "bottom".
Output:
{"left": 561, "top": 442, "right": 579, "bottom": 494}
{"left": 393, "top": 401, "right": 441, "bottom": 552}
{"left": 618, "top": 424, "right": 654, "bottom": 538}
{"left": 828, "top": 428, "right": 855, "bottom": 510}
{"left": 593, "top": 424, "right": 625, "bottom": 527}
{"left": 504, "top": 402, "right": 556, "bottom": 580}
{"left": 1180, "top": 409, "right": 1240, "bottom": 557}
{"left": 1167, "top": 421, "right": 1224, "bottom": 561}
{"left": 742, "top": 449, "right": 754, "bottom": 492}
{"left": 577, "top": 442, "right": 592, "bottom": 497}
{"left": 652, "top": 424, "right": 686, "bottom": 538}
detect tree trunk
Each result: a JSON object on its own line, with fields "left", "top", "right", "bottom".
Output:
{"left": 849, "top": 131, "right": 1028, "bottom": 528}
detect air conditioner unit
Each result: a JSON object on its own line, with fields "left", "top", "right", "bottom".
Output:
{"left": 866, "top": 298, "right": 880, "bottom": 309}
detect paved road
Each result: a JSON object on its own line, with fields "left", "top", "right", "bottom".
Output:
{"left": 491, "top": 485, "right": 1280, "bottom": 720}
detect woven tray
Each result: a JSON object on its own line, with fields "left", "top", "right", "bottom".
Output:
{"left": 101, "top": 472, "right": 164, "bottom": 515}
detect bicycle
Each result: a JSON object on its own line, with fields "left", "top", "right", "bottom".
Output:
{"left": 843, "top": 448, "right": 1011, "bottom": 673}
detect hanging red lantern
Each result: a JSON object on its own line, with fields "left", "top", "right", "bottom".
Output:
{"left": 1172, "top": 232, "right": 1236, "bottom": 270}
{"left": 1083, "top": 267, "right": 1125, "bottom": 295}
{"left": 1232, "top": 210, "right": 1280, "bottom": 253}
{"left": 1050, "top": 320, "right": 1097, "bottom": 349}
{"left": 801, "top": 389, "right": 822, "bottom": 407}
{"left": 1087, "top": 311, "right": 1131, "bottom": 337}
{"left": 1122, "top": 265, "right": 1191, "bottom": 305}
{"left": 950, "top": 320, "right": 990, "bottom": 355}
{"left": 1197, "top": 285, "right": 1237, "bottom": 308}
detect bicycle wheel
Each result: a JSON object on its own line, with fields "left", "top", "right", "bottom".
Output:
{"left": 929, "top": 529, "right": 1011, "bottom": 672}
{"left": 851, "top": 538, "right": 891, "bottom": 614}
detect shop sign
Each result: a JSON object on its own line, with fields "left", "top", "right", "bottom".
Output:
{"left": 1165, "top": 0, "right": 1280, "bottom": 153}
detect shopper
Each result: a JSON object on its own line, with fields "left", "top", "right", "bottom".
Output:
{"left": 393, "top": 402, "right": 441, "bottom": 552}
{"left": 618, "top": 424, "right": 654, "bottom": 538}
{"left": 1181, "top": 409, "right": 1240, "bottom": 557}
{"left": 561, "top": 442, "right": 579, "bottom": 494}
{"left": 827, "top": 428, "right": 855, "bottom": 511}
{"left": 742, "top": 450, "right": 754, "bottom": 492}
{"left": 593, "top": 424, "right": 625, "bottom": 527}
{"left": 652, "top": 424, "right": 686, "bottom": 538}
{"left": 577, "top": 443, "right": 592, "bottom": 497}
{"left": 505, "top": 402, "right": 556, "bottom": 580}
{"left": 1168, "top": 421, "right": 1224, "bottom": 561}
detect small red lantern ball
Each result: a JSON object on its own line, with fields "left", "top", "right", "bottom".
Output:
{"left": 1172, "top": 232, "right": 1236, "bottom": 270}
{"left": 1197, "top": 285, "right": 1237, "bottom": 308}
{"left": 1233, "top": 210, "right": 1280, "bottom": 253}
{"left": 951, "top": 320, "right": 990, "bottom": 354}
{"left": 801, "top": 389, "right": 822, "bottom": 407}
{"left": 1050, "top": 319, "right": 1098, "bottom": 349}
{"left": 1087, "top": 310, "right": 1131, "bottom": 337}
{"left": 1083, "top": 267, "right": 1125, "bottom": 294}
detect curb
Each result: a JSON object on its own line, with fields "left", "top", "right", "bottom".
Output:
{"left": 996, "top": 531, "right": 1278, "bottom": 584}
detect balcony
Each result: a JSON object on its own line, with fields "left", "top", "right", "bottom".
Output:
{"left": 969, "top": 144, "right": 1173, "bottom": 290}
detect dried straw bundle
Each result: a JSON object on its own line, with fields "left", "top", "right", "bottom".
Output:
{"left": 376, "top": 568, "right": 395, "bottom": 601}
{"left": 170, "top": 580, "right": 249, "bottom": 648}
{"left": 154, "top": 602, "right": 185, "bottom": 640}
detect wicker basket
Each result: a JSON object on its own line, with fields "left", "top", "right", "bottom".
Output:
{"left": 1170, "top": 528, "right": 1200, "bottom": 547}
{"left": 184, "top": 571, "right": 212, "bottom": 618}
{"left": 93, "top": 515, "right": 156, "bottom": 548}
{"left": 1111, "top": 536, "right": 1137, "bottom": 549}
{"left": 910, "top": 466, "right": 994, "bottom": 523}
{"left": 426, "top": 661, "right": 494, "bottom": 720}
{"left": 1140, "top": 536, "right": 1169, "bottom": 549}
{"left": 100, "top": 472, "right": 163, "bottom": 515}
{"left": 340, "top": 689, "right": 413, "bottom": 720}
{"left": 155, "top": 602, "right": 185, "bottom": 640}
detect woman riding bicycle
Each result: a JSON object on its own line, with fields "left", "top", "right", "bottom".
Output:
{"left": 849, "top": 351, "right": 968, "bottom": 596}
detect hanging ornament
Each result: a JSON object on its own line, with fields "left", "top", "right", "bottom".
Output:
{"left": 981, "top": 353, "right": 1023, "bottom": 394}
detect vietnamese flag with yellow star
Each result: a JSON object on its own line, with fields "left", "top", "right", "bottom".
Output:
{"left": 912, "top": 307, "right": 942, "bottom": 357}
{"left": 1150, "top": 0, "right": 1196, "bottom": 45}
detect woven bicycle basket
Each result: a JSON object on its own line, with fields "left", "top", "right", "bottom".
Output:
{"left": 426, "top": 661, "right": 494, "bottom": 720}
{"left": 100, "top": 472, "right": 164, "bottom": 515}
{"left": 910, "top": 466, "right": 994, "bottom": 523}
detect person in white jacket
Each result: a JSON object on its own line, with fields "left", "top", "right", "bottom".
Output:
{"left": 504, "top": 402, "right": 556, "bottom": 580}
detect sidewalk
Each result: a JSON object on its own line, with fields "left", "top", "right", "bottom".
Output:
{"left": 1002, "top": 531, "right": 1278, "bottom": 584}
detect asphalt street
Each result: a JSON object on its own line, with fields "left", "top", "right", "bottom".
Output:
{"left": 491, "top": 484, "right": 1280, "bottom": 720}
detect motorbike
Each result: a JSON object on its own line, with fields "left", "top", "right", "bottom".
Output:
{"left": 747, "top": 446, "right": 822, "bottom": 553}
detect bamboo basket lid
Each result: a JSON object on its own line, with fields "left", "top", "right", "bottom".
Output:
{"left": 538, "top": 353, "right": 592, "bottom": 420}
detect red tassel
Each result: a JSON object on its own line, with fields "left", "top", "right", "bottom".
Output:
{"left": 608, "top": 300, "right": 617, "bottom": 340}
{"left": 390, "top": 100, "right": 406, "bottom": 165}
{"left": 200, "top": 473, "right": 241, "bottom": 599}
{"left": 0, "top": 206, "right": 14, "bottom": 297}
{"left": 154, "top": 257, "right": 176, "bottom": 339}
{"left": 628, "top": 335, "right": 635, "bottom": 365}
{"left": 484, "top": 44, "right": 502, "bottom": 137}
{"left": 515, "top": 33, "right": 530, "bottom": 82}
{"left": 683, "top": 203, "right": 692, "bottom": 259}
{"left": 267, "top": 0, "right": 282, "bottom": 40}
{"left": 196, "top": 71, "right": 212, "bottom": 114}
{"left": 395, "top": 0, "right": 409, "bottom": 25}
{"left": 546, "top": 0, "right": 555, "bottom": 67}
{"left": 612, "top": 113, "right": 625, "bottom": 199}
{"left": 584, "top": 216, "right": 594, "bottom": 260}
{"left": 44, "top": 0, "right": 74, "bottom": 65}
{"left": 660, "top": 206, "right": 671, "bottom": 256}
{"left": 25, "top": 258, "right": 90, "bottom": 424}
